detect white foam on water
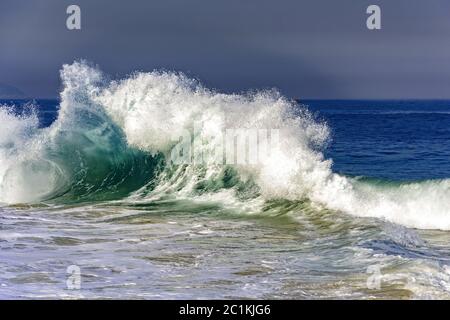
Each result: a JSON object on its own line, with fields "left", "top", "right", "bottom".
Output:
{"left": 1, "top": 61, "right": 450, "bottom": 230}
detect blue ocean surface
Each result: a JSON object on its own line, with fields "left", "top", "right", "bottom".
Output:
{"left": 304, "top": 100, "right": 450, "bottom": 181}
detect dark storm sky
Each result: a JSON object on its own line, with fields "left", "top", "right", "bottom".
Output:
{"left": 1, "top": 0, "right": 450, "bottom": 99}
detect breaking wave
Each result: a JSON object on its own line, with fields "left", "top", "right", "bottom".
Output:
{"left": 1, "top": 61, "right": 450, "bottom": 230}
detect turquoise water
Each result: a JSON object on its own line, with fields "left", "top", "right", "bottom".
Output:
{"left": 1, "top": 63, "right": 450, "bottom": 299}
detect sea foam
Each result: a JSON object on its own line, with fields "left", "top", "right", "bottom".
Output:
{"left": 1, "top": 61, "right": 450, "bottom": 230}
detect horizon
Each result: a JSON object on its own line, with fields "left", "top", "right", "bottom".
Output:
{"left": 6, "top": 97, "right": 450, "bottom": 102}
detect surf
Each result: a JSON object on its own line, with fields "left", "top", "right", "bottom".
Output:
{"left": 1, "top": 60, "right": 450, "bottom": 230}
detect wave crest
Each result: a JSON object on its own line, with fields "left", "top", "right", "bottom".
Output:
{"left": 1, "top": 61, "right": 450, "bottom": 230}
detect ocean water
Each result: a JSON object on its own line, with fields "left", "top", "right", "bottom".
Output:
{"left": 1, "top": 62, "right": 450, "bottom": 299}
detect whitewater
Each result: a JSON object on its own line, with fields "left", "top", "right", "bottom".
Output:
{"left": 1, "top": 61, "right": 450, "bottom": 299}
{"left": 0, "top": 61, "right": 449, "bottom": 230}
